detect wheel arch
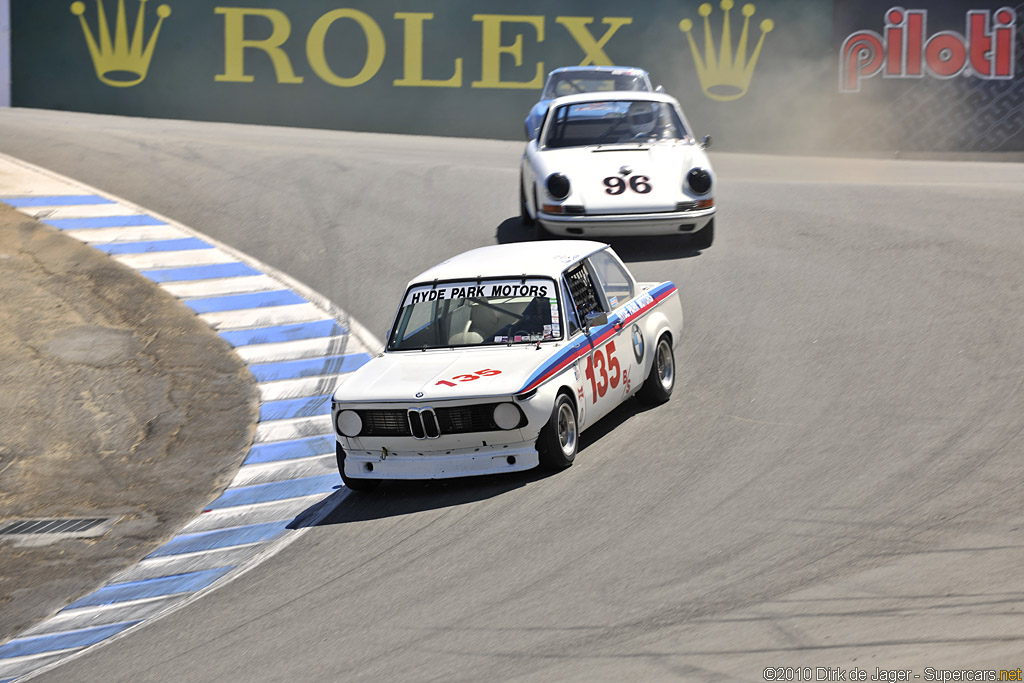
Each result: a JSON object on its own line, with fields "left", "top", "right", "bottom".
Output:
{"left": 556, "top": 384, "right": 578, "bottom": 417}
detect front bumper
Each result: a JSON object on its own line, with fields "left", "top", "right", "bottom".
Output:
{"left": 539, "top": 207, "right": 714, "bottom": 237}
{"left": 343, "top": 442, "right": 539, "bottom": 480}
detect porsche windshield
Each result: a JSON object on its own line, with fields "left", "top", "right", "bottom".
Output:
{"left": 541, "top": 72, "right": 648, "bottom": 99}
{"left": 543, "top": 100, "right": 688, "bottom": 149}
{"left": 388, "top": 278, "right": 563, "bottom": 351}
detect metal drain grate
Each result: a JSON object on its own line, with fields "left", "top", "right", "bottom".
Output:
{"left": 0, "top": 518, "right": 110, "bottom": 536}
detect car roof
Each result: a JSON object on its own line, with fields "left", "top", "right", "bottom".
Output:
{"left": 547, "top": 65, "right": 649, "bottom": 76}
{"left": 409, "top": 241, "right": 609, "bottom": 284}
{"left": 546, "top": 91, "right": 680, "bottom": 108}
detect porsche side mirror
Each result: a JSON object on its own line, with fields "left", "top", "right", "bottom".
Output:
{"left": 701, "top": 135, "right": 712, "bottom": 150}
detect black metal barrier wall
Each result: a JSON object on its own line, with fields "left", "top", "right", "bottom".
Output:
{"left": 11, "top": 1, "right": 1024, "bottom": 152}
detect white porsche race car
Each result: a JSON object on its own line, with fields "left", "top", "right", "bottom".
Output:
{"left": 331, "top": 241, "right": 683, "bottom": 491}
{"left": 520, "top": 92, "right": 716, "bottom": 248}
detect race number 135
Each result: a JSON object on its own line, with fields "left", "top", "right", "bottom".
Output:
{"left": 584, "top": 341, "right": 620, "bottom": 401}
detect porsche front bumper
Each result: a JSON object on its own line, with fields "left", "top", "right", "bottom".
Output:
{"left": 539, "top": 206, "right": 715, "bottom": 237}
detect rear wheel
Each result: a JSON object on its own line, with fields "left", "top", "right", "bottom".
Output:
{"left": 336, "top": 441, "right": 381, "bottom": 492}
{"left": 537, "top": 393, "right": 578, "bottom": 469}
{"left": 690, "top": 218, "right": 714, "bottom": 250}
{"left": 636, "top": 335, "right": 675, "bottom": 405}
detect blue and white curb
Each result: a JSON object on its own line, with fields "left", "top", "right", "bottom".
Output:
{"left": 0, "top": 153, "right": 380, "bottom": 682}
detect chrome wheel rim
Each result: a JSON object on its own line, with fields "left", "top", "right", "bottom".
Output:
{"left": 556, "top": 401, "right": 577, "bottom": 455}
{"left": 657, "top": 340, "right": 674, "bottom": 391}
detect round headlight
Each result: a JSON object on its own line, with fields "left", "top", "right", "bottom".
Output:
{"left": 336, "top": 410, "right": 362, "bottom": 437}
{"left": 493, "top": 403, "right": 521, "bottom": 430}
{"left": 686, "top": 168, "right": 712, "bottom": 195}
{"left": 546, "top": 173, "right": 571, "bottom": 200}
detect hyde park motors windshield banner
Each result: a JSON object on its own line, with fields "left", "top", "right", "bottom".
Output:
{"left": 10, "top": 1, "right": 1024, "bottom": 152}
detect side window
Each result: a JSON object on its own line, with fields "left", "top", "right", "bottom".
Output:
{"left": 560, "top": 278, "right": 582, "bottom": 337}
{"left": 565, "top": 262, "right": 603, "bottom": 321}
{"left": 587, "top": 249, "right": 635, "bottom": 310}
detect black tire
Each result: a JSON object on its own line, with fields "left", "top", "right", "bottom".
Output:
{"left": 690, "top": 218, "right": 714, "bottom": 250}
{"left": 520, "top": 177, "right": 535, "bottom": 226}
{"left": 336, "top": 441, "right": 381, "bottom": 492}
{"left": 537, "top": 393, "right": 578, "bottom": 469}
{"left": 636, "top": 334, "right": 675, "bottom": 406}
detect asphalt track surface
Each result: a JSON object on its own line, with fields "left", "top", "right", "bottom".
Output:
{"left": 2, "top": 108, "right": 1024, "bottom": 681}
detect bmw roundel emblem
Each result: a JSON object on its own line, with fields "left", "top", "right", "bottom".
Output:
{"left": 415, "top": 391, "right": 424, "bottom": 398}
{"left": 631, "top": 324, "right": 644, "bottom": 363}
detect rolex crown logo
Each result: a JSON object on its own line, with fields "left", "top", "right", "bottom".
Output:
{"left": 679, "top": 0, "right": 774, "bottom": 101}
{"left": 71, "top": 0, "right": 171, "bottom": 87}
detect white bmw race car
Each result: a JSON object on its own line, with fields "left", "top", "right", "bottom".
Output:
{"left": 520, "top": 92, "right": 716, "bottom": 248}
{"left": 331, "top": 241, "right": 683, "bottom": 491}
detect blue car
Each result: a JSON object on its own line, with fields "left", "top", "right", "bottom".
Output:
{"left": 524, "top": 66, "right": 657, "bottom": 140}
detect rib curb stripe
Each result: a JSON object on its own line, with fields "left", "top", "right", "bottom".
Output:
{"left": 0, "top": 152, "right": 382, "bottom": 681}
{"left": 0, "top": 622, "right": 141, "bottom": 660}
{"left": 45, "top": 215, "right": 167, "bottom": 229}
{"left": 142, "top": 262, "right": 262, "bottom": 282}
{"left": 92, "top": 237, "right": 211, "bottom": 254}
{"left": 220, "top": 320, "right": 347, "bottom": 347}
{"left": 1, "top": 195, "right": 114, "bottom": 207}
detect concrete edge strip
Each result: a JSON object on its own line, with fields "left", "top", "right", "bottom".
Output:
{"left": 0, "top": 152, "right": 380, "bottom": 681}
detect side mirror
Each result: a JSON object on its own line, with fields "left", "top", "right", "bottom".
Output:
{"left": 655, "top": 84, "right": 665, "bottom": 93}
{"left": 701, "top": 135, "right": 712, "bottom": 150}
{"left": 585, "top": 312, "right": 608, "bottom": 333}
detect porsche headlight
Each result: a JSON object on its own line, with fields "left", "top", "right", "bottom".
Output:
{"left": 685, "top": 168, "right": 712, "bottom": 195}
{"left": 336, "top": 410, "right": 362, "bottom": 437}
{"left": 546, "top": 173, "right": 571, "bottom": 200}
{"left": 493, "top": 403, "right": 522, "bottom": 430}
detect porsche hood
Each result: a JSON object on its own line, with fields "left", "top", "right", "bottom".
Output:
{"left": 536, "top": 143, "right": 712, "bottom": 214}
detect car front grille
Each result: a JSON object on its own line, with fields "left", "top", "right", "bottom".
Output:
{"left": 353, "top": 404, "right": 504, "bottom": 438}
{"left": 357, "top": 409, "right": 411, "bottom": 436}
{"left": 437, "top": 404, "right": 501, "bottom": 433}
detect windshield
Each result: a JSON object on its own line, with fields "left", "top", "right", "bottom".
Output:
{"left": 542, "top": 72, "right": 648, "bottom": 99}
{"left": 388, "top": 278, "right": 563, "bottom": 351}
{"left": 542, "top": 100, "right": 688, "bottom": 149}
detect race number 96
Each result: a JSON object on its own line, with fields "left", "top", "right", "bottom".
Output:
{"left": 603, "top": 175, "right": 652, "bottom": 195}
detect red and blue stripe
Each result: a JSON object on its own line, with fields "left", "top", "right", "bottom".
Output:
{"left": 517, "top": 282, "right": 677, "bottom": 394}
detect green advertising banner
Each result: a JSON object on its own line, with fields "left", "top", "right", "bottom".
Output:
{"left": 12, "top": 0, "right": 833, "bottom": 151}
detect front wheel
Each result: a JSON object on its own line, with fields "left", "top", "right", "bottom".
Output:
{"left": 537, "top": 393, "right": 578, "bottom": 469}
{"left": 520, "top": 176, "right": 535, "bottom": 226}
{"left": 336, "top": 442, "right": 381, "bottom": 492}
{"left": 636, "top": 335, "right": 675, "bottom": 405}
{"left": 530, "top": 186, "right": 552, "bottom": 240}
